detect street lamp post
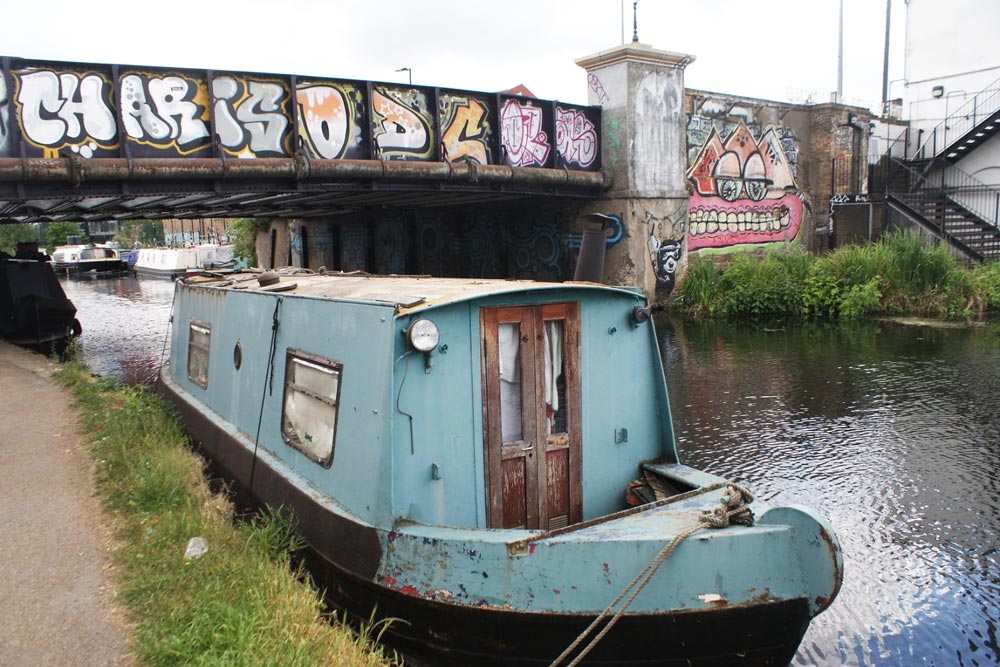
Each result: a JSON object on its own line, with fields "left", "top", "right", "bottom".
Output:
{"left": 395, "top": 67, "right": 412, "bottom": 85}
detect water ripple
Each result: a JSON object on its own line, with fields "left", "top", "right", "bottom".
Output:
{"left": 662, "top": 317, "right": 1000, "bottom": 666}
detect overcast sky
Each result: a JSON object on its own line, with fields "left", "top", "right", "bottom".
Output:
{"left": 6, "top": 0, "right": 906, "bottom": 112}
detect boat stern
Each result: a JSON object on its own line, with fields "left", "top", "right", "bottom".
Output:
{"left": 758, "top": 503, "right": 843, "bottom": 616}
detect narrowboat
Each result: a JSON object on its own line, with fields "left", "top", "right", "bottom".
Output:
{"left": 135, "top": 244, "right": 237, "bottom": 279}
{"left": 158, "top": 269, "right": 843, "bottom": 666}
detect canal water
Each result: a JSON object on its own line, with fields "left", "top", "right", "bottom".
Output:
{"left": 61, "top": 276, "right": 1000, "bottom": 666}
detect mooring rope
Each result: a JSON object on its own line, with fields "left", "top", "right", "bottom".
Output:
{"left": 548, "top": 482, "right": 755, "bottom": 667}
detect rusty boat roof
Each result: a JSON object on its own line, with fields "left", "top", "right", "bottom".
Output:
{"left": 184, "top": 270, "right": 644, "bottom": 315}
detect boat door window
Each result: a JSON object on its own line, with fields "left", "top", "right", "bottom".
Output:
{"left": 498, "top": 323, "right": 523, "bottom": 442}
{"left": 543, "top": 320, "right": 567, "bottom": 436}
{"left": 281, "top": 350, "right": 342, "bottom": 467}
{"left": 482, "top": 303, "right": 581, "bottom": 530}
{"left": 187, "top": 321, "right": 211, "bottom": 388}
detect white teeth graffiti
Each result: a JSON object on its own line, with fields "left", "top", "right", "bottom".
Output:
{"left": 688, "top": 206, "right": 792, "bottom": 237}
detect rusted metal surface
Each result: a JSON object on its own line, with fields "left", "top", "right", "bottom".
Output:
{"left": 0, "top": 157, "right": 610, "bottom": 188}
{"left": 0, "top": 157, "right": 611, "bottom": 223}
{"left": 814, "top": 524, "right": 844, "bottom": 613}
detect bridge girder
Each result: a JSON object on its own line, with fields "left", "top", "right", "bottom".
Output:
{"left": 0, "top": 157, "right": 608, "bottom": 223}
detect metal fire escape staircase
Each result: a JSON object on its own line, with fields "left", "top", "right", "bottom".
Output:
{"left": 913, "top": 76, "right": 1000, "bottom": 163}
{"left": 880, "top": 157, "right": 1000, "bottom": 262}
{"left": 873, "top": 77, "right": 1000, "bottom": 263}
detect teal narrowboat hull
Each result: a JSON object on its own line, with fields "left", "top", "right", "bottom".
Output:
{"left": 160, "top": 272, "right": 842, "bottom": 664}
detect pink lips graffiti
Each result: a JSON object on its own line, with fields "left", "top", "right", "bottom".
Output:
{"left": 686, "top": 120, "right": 803, "bottom": 251}
{"left": 688, "top": 192, "right": 802, "bottom": 251}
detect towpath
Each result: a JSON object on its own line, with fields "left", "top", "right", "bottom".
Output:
{"left": 0, "top": 342, "right": 132, "bottom": 667}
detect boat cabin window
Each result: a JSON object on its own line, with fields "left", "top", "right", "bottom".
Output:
{"left": 281, "top": 350, "right": 342, "bottom": 467}
{"left": 187, "top": 321, "right": 211, "bottom": 388}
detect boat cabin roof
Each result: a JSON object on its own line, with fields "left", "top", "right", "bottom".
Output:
{"left": 186, "top": 272, "right": 644, "bottom": 315}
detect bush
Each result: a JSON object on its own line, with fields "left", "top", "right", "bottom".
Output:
{"left": 719, "top": 253, "right": 803, "bottom": 318}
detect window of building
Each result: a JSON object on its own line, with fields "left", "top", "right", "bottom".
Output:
{"left": 281, "top": 350, "right": 342, "bottom": 467}
{"left": 187, "top": 321, "right": 211, "bottom": 388}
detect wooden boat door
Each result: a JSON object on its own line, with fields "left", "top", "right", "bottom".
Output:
{"left": 482, "top": 303, "right": 581, "bottom": 529}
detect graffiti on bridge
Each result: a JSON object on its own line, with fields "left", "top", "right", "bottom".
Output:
{"left": 0, "top": 58, "right": 601, "bottom": 171}
{"left": 295, "top": 81, "right": 367, "bottom": 160}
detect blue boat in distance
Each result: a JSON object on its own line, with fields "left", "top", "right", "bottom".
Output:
{"left": 159, "top": 270, "right": 843, "bottom": 666}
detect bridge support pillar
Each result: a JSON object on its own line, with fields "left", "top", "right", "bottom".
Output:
{"left": 575, "top": 43, "right": 694, "bottom": 302}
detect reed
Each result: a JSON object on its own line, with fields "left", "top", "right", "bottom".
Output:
{"left": 674, "top": 256, "right": 722, "bottom": 317}
{"left": 56, "top": 365, "right": 395, "bottom": 667}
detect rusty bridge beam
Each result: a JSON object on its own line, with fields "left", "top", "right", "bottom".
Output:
{"left": 0, "top": 157, "right": 612, "bottom": 191}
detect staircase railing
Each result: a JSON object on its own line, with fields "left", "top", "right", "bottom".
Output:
{"left": 875, "top": 156, "right": 1000, "bottom": 229}
{"left": 910, "top": 76, "right": 1000, "bottom": 160}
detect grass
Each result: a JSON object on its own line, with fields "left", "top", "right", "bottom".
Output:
{"left": 675, "top": 230, "right": 1000, "bottom": 321}
{"left": 56, "top": 364, "right": 395, "bottom": 667}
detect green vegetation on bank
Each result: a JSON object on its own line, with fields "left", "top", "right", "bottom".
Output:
{"left": 46, "top": 221, "right": 87, "bottom": 248}
{"left": 229, "top": 218, "right": 270, "bottom": 267}
{"left": 56, "top": 363, "right": 393, "bottom": 667}
{"left": 675, "top": 230, "right": 1000, "bottom": 320}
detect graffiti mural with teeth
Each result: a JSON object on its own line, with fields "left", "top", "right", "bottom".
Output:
{"left": 687, "top": 121, "right": 802, "bottom": 251}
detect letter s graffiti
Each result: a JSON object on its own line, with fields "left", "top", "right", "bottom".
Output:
{"left": 212, "top": 76, "right": 290, "bottom": 157}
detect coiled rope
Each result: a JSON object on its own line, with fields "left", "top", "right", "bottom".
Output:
{"left": 548, "top": 482, "right": 755, "bottom": 667}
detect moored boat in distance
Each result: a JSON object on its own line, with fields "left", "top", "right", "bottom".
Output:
{"left": 52, "top": 243, "right": 126, "bottom": 275}
{"left": 135, "top": 244, "right": 237, "bottom": 279}
{"left": 159, "top": 269, "right": 843, "bottom": 666}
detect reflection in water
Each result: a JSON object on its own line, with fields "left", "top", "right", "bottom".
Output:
{"left": 59, "top": 276, "right": 1000, "bottom": 665}
{"left": 661, "top": 317, "right": 1000, "bottom": 667}
{"left": 61, "top": 275, "right": 175, "bottom": 385}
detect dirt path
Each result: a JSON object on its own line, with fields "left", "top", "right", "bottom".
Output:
{"left": 0, "top": 342, "right": 131, "bottom": 667}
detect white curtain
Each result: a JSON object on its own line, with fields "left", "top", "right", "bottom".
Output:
{"left": 498, "top": 323, "right": 522, "bottom": 442}
{"left": 543, "top": 320, "right": 563, "bottom": 434}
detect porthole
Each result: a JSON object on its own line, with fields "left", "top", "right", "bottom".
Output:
{"left": 233, "top": 341, "right": 243, "bottom": 370}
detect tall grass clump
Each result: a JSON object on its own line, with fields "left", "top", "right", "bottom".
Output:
{"left": 872, "top": 229, "right": 961, "bottom": 314}
{"left": 56, "top": 364, "right": 394, "bottom": 667}
{"left": 969, "top": 260, "right": 1000, "bottom": 311}
{"left": 674, "top": 256, "right": 722, "bottom": 317}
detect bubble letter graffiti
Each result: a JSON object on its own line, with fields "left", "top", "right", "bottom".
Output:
{"left": 555, "top": 107, "right": 597, "bottom": 168}
{"left": 16, "top": 70, "right": 117, "bottom": 156}
{"left": 441, "top": 97, "right": 490, "bottom": 164}
{"left": 501, "top": 99, "right": 549, "bottom": 167}
{"left": 121, "top": 74, "right": 209, "bottom": 153}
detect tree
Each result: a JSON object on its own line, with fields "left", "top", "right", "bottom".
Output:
{"left": 229, "top": 218, "right": 270, "bottom": 267}
{"left": 45, "top": 221, "right": 87, "bottom": 248}
{"left": 0, "top": 224, "right": 38, "bottom": 255}
{"left": 114, "top": 219, "right": 164, "bottom": 247}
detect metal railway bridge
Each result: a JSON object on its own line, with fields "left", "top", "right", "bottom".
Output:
{"left": 0, "top": 57, "right": 608, "bottom": 224}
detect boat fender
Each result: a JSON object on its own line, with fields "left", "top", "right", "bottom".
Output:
{"left": 71, "top": 318, "right": 83, "bottom": 337}
{"left": 257, "top": 271, "right": 280, "bottom": 287}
